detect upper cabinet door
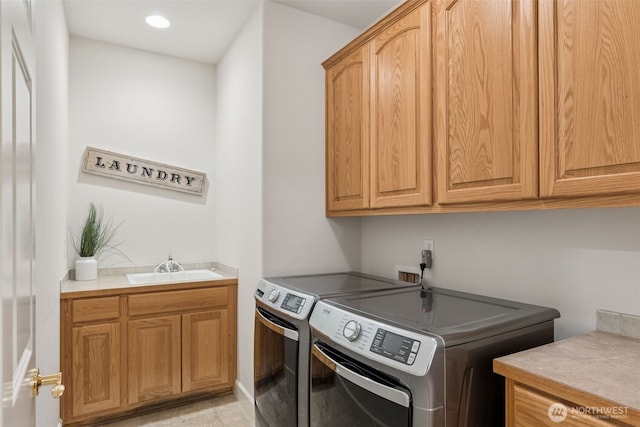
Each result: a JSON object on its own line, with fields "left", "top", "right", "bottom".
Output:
{"left": 435, "top": 0, "right": 537, "bottom": 204}
{"left": 325, "top": 46, "right": 371, "bottom": 212}
{"left": 540, "top": 0, "right": 640, "bottom": 198}
{"left": 370, "top": 2, "right": 432, "bottom": 208}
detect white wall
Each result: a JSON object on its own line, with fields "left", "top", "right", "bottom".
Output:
{"left": 69, "top": 37, "right": 217, "bottom": 268}
{"left": 361, "top": 207, "right": 640, "bottom": 339}
{"left": 215, "top": 0, "right": 365, "bottom": 397}
{"left": 262, "top": 1, "right": 362, "bottom": 277}
{"left": 34, "top": 0, "right": 68, "bottom": 424}
{"left": 215, "top": 3, "right": 263, "bottom": 399}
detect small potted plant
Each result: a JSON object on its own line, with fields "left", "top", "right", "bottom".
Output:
{"left": 72, "top": 202, "right": 125, "bottom": 280}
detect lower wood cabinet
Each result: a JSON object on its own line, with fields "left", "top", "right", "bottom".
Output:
{"left": 182, "top": 310, "right": 230, "bottom": 392}
{"left": 71, "top": 322, "right": 121, "bottom": 417}
{"left": 61, "top": 280, "right": 237, "bottom": 426}
{"left": 128, "top": 315, "right": 182, "bottom": 405}
{"left": 504, "top": 380, "right": 632, "bottom": 427}
{"left": 494, "top": 332, "right": 640, "bottom": 427}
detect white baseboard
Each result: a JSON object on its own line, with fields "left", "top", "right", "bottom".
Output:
{"left": 234, "top": 380, "right": 255, "bottom": 426}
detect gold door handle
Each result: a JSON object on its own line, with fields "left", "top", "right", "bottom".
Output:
{"left": 31, "top": 369, "right": 65, "bottom": 398}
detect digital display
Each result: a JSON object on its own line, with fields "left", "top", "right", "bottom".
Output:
{"left": 381, "top": 331, "right": 405, "bottom": 353}
{"left": 281, "top": 294, "right": 305, "bottom": 313}
{"left": 370, "top": 328, "right": 418, "bottom": 365}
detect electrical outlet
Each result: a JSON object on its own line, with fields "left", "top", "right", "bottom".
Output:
{"left": 424, "top": 239, "right": 434, "bottom": 252}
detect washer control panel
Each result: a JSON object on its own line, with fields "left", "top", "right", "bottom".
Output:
{"left": 310, "top": 300, "right": 438, "bottom": 376}
{"left": 370, "top": 328, "right": 420, "bottom": 365}
{"left": 255, "top": 279, "right": 314, "bottom": 320}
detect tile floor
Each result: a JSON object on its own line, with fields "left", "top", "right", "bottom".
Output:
{"left": 100, "top": 394, "right": 253, "bottom": 427}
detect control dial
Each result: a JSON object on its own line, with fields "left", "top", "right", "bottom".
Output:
{"left": 343, "top": 320, "right": 361, "bottom": 341}
{"left": 268, "top": 289, "right": 280, "bottom": 303}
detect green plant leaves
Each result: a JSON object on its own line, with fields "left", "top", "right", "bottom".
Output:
{"left": 72, "top": 202, "right": 126, "bottom": 259}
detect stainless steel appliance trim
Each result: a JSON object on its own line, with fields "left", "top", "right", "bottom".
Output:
{"left": 312, "top": 344, "right": 411, "bottom": 408}
{"left": 309, "top": 300, "right": 439, "bottom": 376}
{"left": 256, "top": 308, "right": 299, "bottom": 341}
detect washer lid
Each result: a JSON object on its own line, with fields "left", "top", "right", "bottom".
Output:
{"left": 329, "top": 286, "right": 560, "bottom": 346}
{"left": 255, "top": 272, "right": 417, "bottom": 320}
{"left": 264, "top": 272, "right": 417, "bottom": 298}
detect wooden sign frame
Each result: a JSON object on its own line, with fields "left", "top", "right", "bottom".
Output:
{"left": 82, "top": 146, "right": 207, "bottom": 195}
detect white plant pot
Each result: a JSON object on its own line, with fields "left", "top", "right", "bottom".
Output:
{"left": 75, "top": 257, "right": 97, "bottom": 281}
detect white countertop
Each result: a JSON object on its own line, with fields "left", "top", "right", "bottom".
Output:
{"left": 61, "top": 261, "right": 238, "bottom": 295}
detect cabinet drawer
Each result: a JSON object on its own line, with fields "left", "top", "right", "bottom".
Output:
{"left": 128, "top": 287, "right": 228, "bottom": 317}
{"left": 72, "top": 296, "right": 120, "bottom": 323}
{"left": 513, "top": 383, "right": 622, "bottom": 427}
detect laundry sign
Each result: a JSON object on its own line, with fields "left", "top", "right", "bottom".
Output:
{"left": 82, "top": 147, "right": 207, "bottom": 195}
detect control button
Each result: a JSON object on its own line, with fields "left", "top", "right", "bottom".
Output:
{"left": 411, "top": 341, "right": 420, "bottom": 352}
{"left": 407, "top": 353, "right": 416, "bottom": 364}
{"left": 268, "top": 289, "right": 280, "bottom": 303}
{"left": 343, "top": 320, "right": 361, "bottom": 342}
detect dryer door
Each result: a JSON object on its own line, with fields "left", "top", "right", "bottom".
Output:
{"left": 254, "top": 307, "right": 299, "bottom": 427}
{"left": 310, "top": 342, "right": 412, "bottom": 427}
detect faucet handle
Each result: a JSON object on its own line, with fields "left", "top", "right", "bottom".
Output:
{"left": 168, "top": 252, "right": 173, "bottom": 261}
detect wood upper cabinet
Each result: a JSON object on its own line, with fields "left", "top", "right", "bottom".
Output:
{"left": 370, "top": 2, "right": 432, "bottom": 208}
{"left": 326, "top": 0, "right": 640, "bottom": 215}
{"left": 435, "top": 0, "right": 537, "bottom": 204}
{"left": 539, "top": 0, "right": 640, "bottom": 198}
{"left": 325, "top": 0, "right": 432, "bottom": 213}
{"left": 326, "top": 45, "right": 370, "bottom": 211}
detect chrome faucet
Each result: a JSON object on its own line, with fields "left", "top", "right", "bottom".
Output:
{"left": 154, "top": 253, "right": 184, "bottom": 273}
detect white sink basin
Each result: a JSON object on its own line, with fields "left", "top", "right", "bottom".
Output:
{"left": 126, "top": 269, "right": 225, "bottom": 285}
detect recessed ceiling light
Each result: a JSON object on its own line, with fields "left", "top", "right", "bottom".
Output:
{"left": 145, "top": 14, "right": 170, "bottom": 29}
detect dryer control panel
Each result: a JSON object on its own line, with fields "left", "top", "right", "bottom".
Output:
{"left": 309, "top": 300, "right": 439, "bottom": 376}
{"left": 255, "top": 279, "right": 314, "bottom": 320}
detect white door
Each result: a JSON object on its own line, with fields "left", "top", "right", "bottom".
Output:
{"left": 1, "top": 0, "right": 37, "bottom": 425}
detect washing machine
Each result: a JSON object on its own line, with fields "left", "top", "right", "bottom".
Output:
{"left": 309, "top": 286, "right": 560, "bottom": 426}
{"left": 253, "top": 272, "right": 418, "bottom": 427}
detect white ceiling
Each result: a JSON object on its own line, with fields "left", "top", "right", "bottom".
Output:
{"left": 63, "top": 0, "right": 402, "bottom": 65}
